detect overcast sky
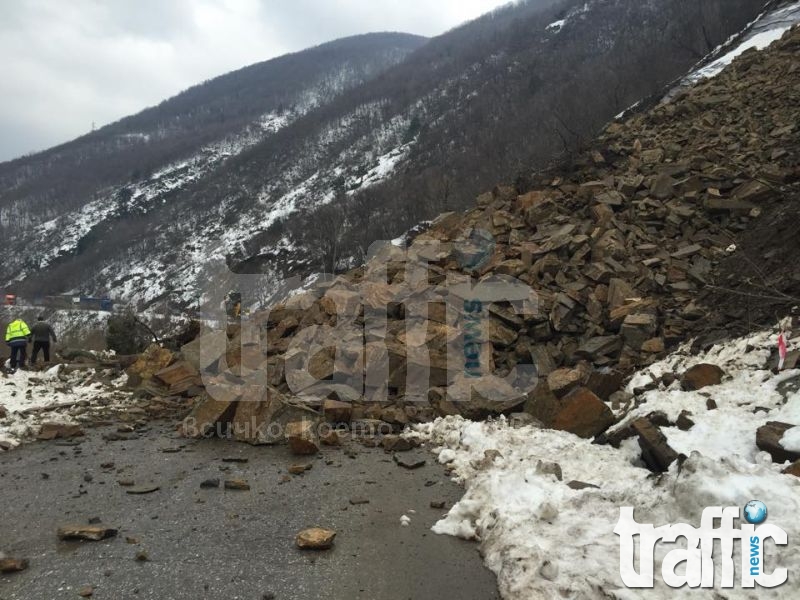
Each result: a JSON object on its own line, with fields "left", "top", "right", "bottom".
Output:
{"left": 0, "top": 0, "right": 511, "bottom": 162}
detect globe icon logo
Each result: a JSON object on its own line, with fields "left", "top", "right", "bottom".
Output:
{"left": 744, "top": 500, "right": 768, "bottom": 524}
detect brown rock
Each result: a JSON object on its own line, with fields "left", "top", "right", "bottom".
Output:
{"left": 756, "top": 422, "right": 800, "bottom": 464}
{"left": 732, "top": 180, "right": 774, "bottom": 203}
{"left": 179, "top": 392, "right": 237, "bottom": 439}
{"left": 607, "top": 279, "right": 635, "bottom": 311}
{"left": 585, "top": 369, "right": 625, "bottom": 402}
{"left": 0, "top": 557, "right": 29, "bottom": 573}
{"left": 382, "top": 434, "right": 413, "bottom": 452}
{"left": 127, "top": 345, "right": 174, "bottom": 382}
{"left": 631, "top": 417, "right": 679, "bottom": 473}
{"left": 551, "top": 387, "right": 615, "bottom": 438}
{"left": 680, "top": 364, "right": 724, "bottom": 391}
{"left": 546, "top": 368, "right": 583, "bottom": 398}
{"left": 125, "top": 485, "right": 161, "bottom": 495}
{"left": 37, "top": 423, "right": 84, "bottom": 441}
{"left": 566, "top": 480, "right": 600, "bottom": 490}
{"left": 641, "top": 338, "right": 665, "bottom": 353}
{"left": 485, "top": 317, "right": 519, "bottom": 347}
{"left": 0, "top": 405, "right": 7, "bottom": 419}
{"left": 519, "top": 191, "right": 557, "bottom": 225}
{"left": 307, "top": 347, "right": 335, "bottom": 381}
{"left": 322, "top": 399, "right": 352, "bottom": 423}
{"left": 621, "top": 314, "right": 657, "bottom": 351}
{"left": 380, "top": 406, "right": 409, "bottom": 426}
{"left": 319, "top": 429, "right": 341, "bottom": 446}
{"left": 676, "top": 411, "right": 695, "bottom": 431}
{"left": 224, "top": 479, "right": 251, "bottom": 490}
{"left": 57, "top": 525, "right": 118, "bottom": 541}
{"left": 393, "top": 454, "right": 426, "bottom": 469}
{"left": 296, "top": 527, "right": 336, "bottom": 550}
{"left": 288, "top": 463, "right": 312, "bottom": 475}
{"left": 78, "top": 586, "right": 94, "bottom": 598}
{"left": 285, "top": 420, "right": 320, "bottom": 455}
{"left": 154, "top": 361, "right": 199, "bottom": 387}
{"left": 231, "top": 387, "right": 319, "bottom": 445}
{"left": 783, "top": 461, "right": 800, "bottom": 477}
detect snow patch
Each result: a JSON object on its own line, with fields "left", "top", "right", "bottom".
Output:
{"left": 412, "top": 327, "right": 800, "bottom": 599}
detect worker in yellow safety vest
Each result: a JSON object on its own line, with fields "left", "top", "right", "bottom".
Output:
{"left": 5, "top": 317, "right": 31, "bottom": 372}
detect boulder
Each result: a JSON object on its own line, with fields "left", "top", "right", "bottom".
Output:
{"left": 180, "top": 331, "right": 226, "bottom": 372}
{"left": 485, "top": 317, "right": 519, "bottom": 347}
{"left": 547, "top": 368, "right": 584, "bottom": 398}
{"left": 551, "top": 387, "right": 615, "bottom": 438}
{"left": 621, "top": 314, "right": 657, "bottom": 351}
{"left": 154, "top": 360, "right": 201, "bottom": 394}
{"left": 584, "top": 369, "right": 625, "bottom": 402}
{"left": 127, "top": 345, "right": 174, "bottom": 384}
{"left": 680, "top": 364, "right": 724, "bottom": 391}
{"left": 286, "top": 420, "right": 320, "bottom": 455}
{"left": 231, "top": 388, "right": 318, "bottom": 445}
{"left": 607, "top": 279, "right": 635, "bottom": 311}
{"left": 631, "top": 417, "right": 679, "bottom": 472}
{"left": 756, "top": 422, "right": 800, "bottom": 464}
{"left": 322, "top": 399, "right": 352, "bottom": 423}
{"left": 180, "top": 392, "right": 238, "bottom": 439}
{"left": 296, "top": 527, "right": 336, "bottom": 550}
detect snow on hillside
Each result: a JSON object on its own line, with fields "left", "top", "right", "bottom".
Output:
{"left": 545, "top": 2, "right": 591, "bottom": 33}
{"left": 84, "top": 101, "right": 417, "bottom": 309}
{"left": 666, "top": 1, "right": 800, "bottom": 99}
{"left": 411, "top": 327, "right": 800, "bottom": 599}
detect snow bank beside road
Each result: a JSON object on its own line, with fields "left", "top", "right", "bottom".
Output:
{"left": 413, "top": 328, "right": 800, "bottom": 599}
{"left": 0, "top": 368, "right": 128, "bottom": 449}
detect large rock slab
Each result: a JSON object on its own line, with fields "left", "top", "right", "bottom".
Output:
{"left": 232, "top": 388, "right": 319, "bottom": 445}
{"left": 551, "top": 387, "right": 615, "bottom": 438}
{"left": 179, "top": 392, "right": 238, "bottom": 438}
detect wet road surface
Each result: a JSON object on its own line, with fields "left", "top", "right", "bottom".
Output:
{"left": 0, "top": 423, "right": 499, "bottom": 600}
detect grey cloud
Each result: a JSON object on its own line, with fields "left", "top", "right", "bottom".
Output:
{"left": 0, "top": 0, "right": 509, "bottom": 162}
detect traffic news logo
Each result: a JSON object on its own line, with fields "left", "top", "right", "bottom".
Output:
{"left": 615, "top": 501, "right": 788, "bottom": 589}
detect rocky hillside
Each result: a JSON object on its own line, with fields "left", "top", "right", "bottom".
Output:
{"left": 182, "top": 24, "right": 800, "bottom": 441}
{"left": 0, "top": 0, "right": 771, "bottom": 312}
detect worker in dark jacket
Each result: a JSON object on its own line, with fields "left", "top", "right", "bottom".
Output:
{"left": 5, "top": 317, "right": 31, "bottom": 372}
{"left": 30, "top": 316, "right": 57, "bottom": 365}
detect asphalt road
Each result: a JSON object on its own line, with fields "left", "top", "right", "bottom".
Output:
{"left": 0, "top": 423, "right": 499, "bottom": 600}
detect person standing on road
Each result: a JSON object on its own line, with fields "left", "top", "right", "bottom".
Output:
{"left": 30, "top": 316, "right": 57, "bottom": 365}
{"left": 5, "top": 316, "right": 31, "bottom": 372}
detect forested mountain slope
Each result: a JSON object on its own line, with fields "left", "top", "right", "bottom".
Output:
{"left": 0, "top": 0, "right": 775, "bottom": 311}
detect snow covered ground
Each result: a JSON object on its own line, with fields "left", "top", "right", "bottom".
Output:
{"left": 411, "top": 327, "right": 800, "bottom": 599}
{"left": 0, "top": 366, "right": 130, "bottom": 449}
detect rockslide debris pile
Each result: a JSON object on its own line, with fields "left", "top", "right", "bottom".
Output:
{"left": 181, "top": 27, "right": 800, "bottom": 452}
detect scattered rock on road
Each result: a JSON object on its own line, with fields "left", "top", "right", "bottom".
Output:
{"left": 57, "top": 525, "right": 118, "bottom": 541}
{"left": 0, "top": 557, "right": 29, "bottom": 573}
{"left": 224, "top": 479, "right": 250, "bottom": 491}
{"left": 394, "top": 454, "right": 426, "bottom": 469}
{"left": 296, "top": 527, "right": 336, "bottom": 550}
